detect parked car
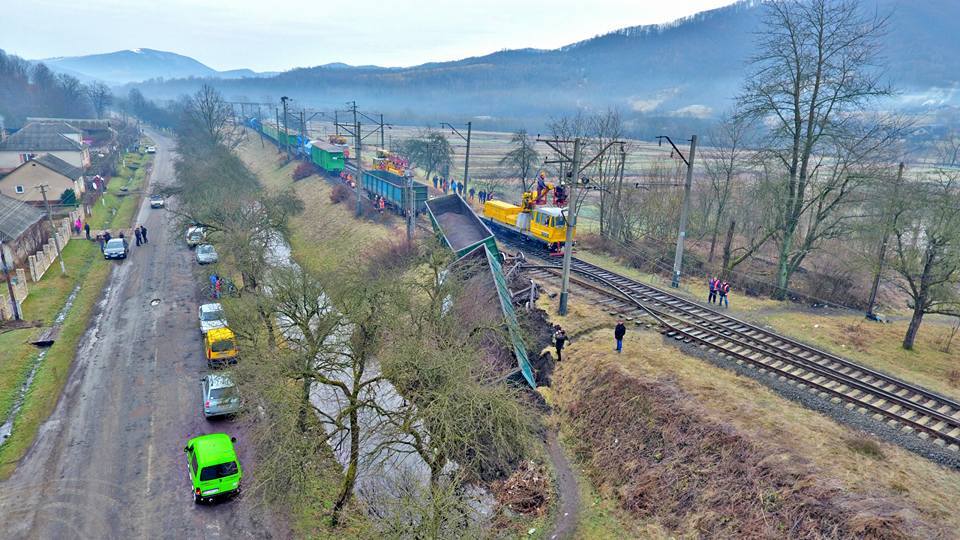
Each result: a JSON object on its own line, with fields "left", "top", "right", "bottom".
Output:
{"left": 198, "top": 303, "right": 227, "bottom": 335}
{"left": 205, "top": 327, "right": 238, "bottom": 367}
{"left": 149, "top": 194, "right": 165, "bottom": 208}
{"left": 186, "top": 226, "right": 205, "bottom": 248}
{"left": 184, "top": 433, "right": 242, "bottom": 504}
{"left": 201, "top": 373, "right": 241, "bottom": 418}
{"left": 145, "top": 145, "right": 157, "bottom": 154}
{"left": 103, "top": 238, "right": 128, "bottom": 260}
{"left": 196, "top": 244, "right": 218, "bottom": 265}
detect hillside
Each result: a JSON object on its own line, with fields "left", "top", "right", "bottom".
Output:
{"left": 128, "top": 0, "right": 959, "bottom": 130}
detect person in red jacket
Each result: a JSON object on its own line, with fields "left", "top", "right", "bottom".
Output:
{"left": 719, "top": 280, "right": 731, "bottom": 308}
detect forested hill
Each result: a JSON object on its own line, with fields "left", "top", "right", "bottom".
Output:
{"left": 129, "top": 0, "right": 959, "bottom": 130}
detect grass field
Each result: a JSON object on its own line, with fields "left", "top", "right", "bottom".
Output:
{"left": 0, "top": 150, "right": 149, "bottom": 480}
{"left": 538, "top": 281, "right": 960, "bottom": 535}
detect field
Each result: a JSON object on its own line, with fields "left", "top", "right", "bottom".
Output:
{"left": 537, "top": 280, "right": 960, "bottom": 537}
{"left": 0, "top": 150, "right": 150, "bottom": 479}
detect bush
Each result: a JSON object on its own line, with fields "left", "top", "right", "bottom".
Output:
{"left": 59, "top": 188, "right": 76, "bottom": 206}
{"left": 292, "top": 162, "right": 315, "bottom": 181}
{"left": 330, "top": 183, "right": 352, "bottom": 204}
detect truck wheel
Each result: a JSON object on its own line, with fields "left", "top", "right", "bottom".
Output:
{"left": 193, "top": 492, "right": 202, "bottom": 504}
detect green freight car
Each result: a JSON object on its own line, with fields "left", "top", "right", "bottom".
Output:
{"left": 309, "top": 141, "right": 346, "bottom": 173}
{"left": 362, "top": 169, "right": 428, "bottom": 215}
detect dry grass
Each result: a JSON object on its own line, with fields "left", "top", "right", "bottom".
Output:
{"left": 541, "top": 294, "right": 960, "bottom": 535}
{"left": 756, "top": 310, "right": 960, "bottom": 402}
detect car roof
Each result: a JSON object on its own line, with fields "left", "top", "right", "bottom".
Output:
{"left": 187, "top": 433, "right": 237, "bottom": 465}
{"left": 105, "top": 238, "right": 125, "bottom": 246}
{"left": 535, "top": 206, "right": 564, "bottom": 217}
{"left": 198, "top": 243, "right": 214, "bottom": 249}
{"left": 200, "top": 303, "right": 223, "bottom": 313}
{"left": 207, "top": 327, "right": 235, "bottom": 340}
{"left": 206, "top": 373, "right": 235, "bottom": 389}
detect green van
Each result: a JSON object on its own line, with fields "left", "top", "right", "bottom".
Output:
{"left": 184, "top": 433, "right": 243, "bottom": 504}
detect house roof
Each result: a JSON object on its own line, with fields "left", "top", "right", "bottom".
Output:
{"left": 0, "top": 193, "right": 45, "bottom": 243}
{"left": 27, "top": 117, "right": 113, "bottom": 131}
{"left": 0, "top": 122, "right": 83, "bottom": 152}
{"left": 32, "top": 153, "right": 83, "bottom": 179}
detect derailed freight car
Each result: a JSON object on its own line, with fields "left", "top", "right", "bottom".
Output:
{"left": 362, "top": 169, "right": 428, "bottom": 215}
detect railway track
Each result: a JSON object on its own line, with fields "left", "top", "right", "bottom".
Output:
{"left": 509, "top": 241, "right": 960, "bottom": 451}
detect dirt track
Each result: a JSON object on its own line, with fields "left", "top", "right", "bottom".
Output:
{"left": 0, "top": 130, "right": 281, "bottom": 539}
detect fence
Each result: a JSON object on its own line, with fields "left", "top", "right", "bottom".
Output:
{"left": 0, "top": 210, "right": 80, "bottom": 321}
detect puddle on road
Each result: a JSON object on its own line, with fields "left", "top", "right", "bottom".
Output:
{"left": 0, "top": 284, "right": 81, "bottom": 445}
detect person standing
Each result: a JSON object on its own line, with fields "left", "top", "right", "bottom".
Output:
{"left": 708, "top": 276, "right": 718, "bottom": 304}
{"left": 553, "top": 325, "right": 568, "bottom": 362}
{"left": 719, "top": 281, "right": 731, "bottom": 308}
{"left": 74, "top": 218, "right": 82, "bottom": 235}
{"left": 433, "top": 176, "right": 439, "bottom": 190}
{"left": 479, "top": 190, "right": 486, "bottom": 204}
{"left": 215, "top": 276, "right": 222, "bottom": 299}
{"left": 140, "top": 224, "right": 148, "bottom": 244}
{"left": 96, "top": 233, "right": 104, "bottom": 252}
{"left": 614, "top": 320, "right": 626, "bottom": 353}
{"left": 134, "top": 226, "right": 142, "bottom": 246}
{"left": 468, "top": 187, "right": 475, "bottom": 201}
{"left": 84, "top": 222, "right": 91, "bottom": 240}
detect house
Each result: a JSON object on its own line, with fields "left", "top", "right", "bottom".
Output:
{"left": 26, "top": 117, "right": 117, "bottom": 151}
{"left": 0, "top": 153, "right": 86, "bottom": 204}
{"left": 0, "top": 121, "right": 89, "bottom": 174}
{"left": 0, "top": 193, "right": 47, "bottom": 268}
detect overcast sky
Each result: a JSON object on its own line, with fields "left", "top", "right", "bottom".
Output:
{"left": 1, "top": 0, "right": 736, "bottom": 71}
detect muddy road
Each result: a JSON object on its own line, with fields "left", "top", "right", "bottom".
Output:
{"left": 0, "top": 130, "right": 281, "bottom": 539}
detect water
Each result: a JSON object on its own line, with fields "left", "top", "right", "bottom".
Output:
{"left": 0, "top": 284, "right": 81, "bottom": 444}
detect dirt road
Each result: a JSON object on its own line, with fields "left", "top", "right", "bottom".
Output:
{"left": 0, "top": 130, "right": 280, "bottom": 539}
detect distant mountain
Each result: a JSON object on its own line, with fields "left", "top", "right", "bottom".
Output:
{"left": 129, "top": 0, "right": 960, "bottom": 132}
{"left": 39, "top": 48, "right": 273, "bottom": 84}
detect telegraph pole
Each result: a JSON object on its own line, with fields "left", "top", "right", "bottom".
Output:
{"left": 300, "top": 110, "right": 307, "bottom": 153}
{"left": 866, "top": 161, "right": 904, "bottom": 320}
{"left": 657, "top": 134, "right": 697, "bottom": 288}
{"left": 280, "top": 96, "right": 291, "bottom": 161}
{"left": 558, "top": 138, "right": 581, "bottom": 316}
{"left": 441, "top": 121, "right": 473, "bottom": 193}
{"left": 379, "top": 114, "right": 385, "bottom": 149}
{"left": 355, "top": 120, "right": 363, "bottom": 216}
{"left": 275, "top": 108, "right": 281, "bottom": 154}
{"left": 37, "top": 184, "right": 66, "bottom": 274}
{"left": 1, "top": 242, "right": 21, "bottom": 320}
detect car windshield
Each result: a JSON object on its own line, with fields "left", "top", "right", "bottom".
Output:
{"left": 199, "top": 461, "right": 238, "bottom": 481}
{"left": 199, "top": 245, "right": 214, "bottom": 254}
{"left": 209, "top": 386, "right": 238, "bottom": 400}
{"left": 211, "top": 339, "right": 235, "bottom": 353}
{"left": 201, "top": 309, "right": 224, "bottom": 321}
{"left": 554, "top": 215, "right": 566, "bottom": 227}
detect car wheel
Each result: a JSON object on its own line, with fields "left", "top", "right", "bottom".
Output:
{"left": 193, "top": 492, "right": 201, "bottom": 504}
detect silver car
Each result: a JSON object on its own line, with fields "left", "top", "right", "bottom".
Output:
{"left": 201, "top": 373, "right": 241, "bottom": 418}
{"left": 103, "top": 238, "right": 128, "bottom": 259}
{"left": 149, "top": 194, "right": 165, "bottom": 208}
{"left": 199, "top": 303, "right": 227, "bottom": 335}
{"left": 196, "top": 244, "right": 218, "bottom": 265}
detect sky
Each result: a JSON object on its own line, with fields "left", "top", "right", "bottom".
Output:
{"left": 0, "top": 0, "right": 736, "bottom": 72}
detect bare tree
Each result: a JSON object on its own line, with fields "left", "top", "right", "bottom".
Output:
{"left": 498, "top": 129, "right": 540, "bottom": 192}
{"left": 85, "top": 82, "right": 112, "bottom": 119}
{"left": 701, "top": 113, "right": 751, "bottom": 262}
{"left": 737, "top": 0, "right": 895, "bottom": 299}
{"left": 180, "top": 84, "right": 241, "bottom": 148}
{"left": 401, "top": 130, "right": 453, "bottom": 185}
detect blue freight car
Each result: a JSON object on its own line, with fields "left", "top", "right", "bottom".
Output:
{"left": 362, "top": 169, "right": 428, "bottom": 215}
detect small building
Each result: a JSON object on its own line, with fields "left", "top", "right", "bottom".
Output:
{"left": 0, "top": 121, "right": 89, "bottom": 174}
{"left": 0, "top": 153, "right": 86, "bottom": 204}
{"left": 0, "top": 193, "right": 47, "bottom": 268}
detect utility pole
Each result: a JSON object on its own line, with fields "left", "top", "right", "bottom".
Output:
{"left": 300, "top": 110, "right": 307, "bottom": 154}
{"left": 441, "top": 122, "right": 472, "bottom": 193}
{"left": 657, "top": 134, "right": 697, "bottom": 288}
{"left": 379, "top": 114, "right": 385, "bottom": 149}
{"left": 280, "top": 96, "right": 291, "bottom": 161}
{"left": 406, "top": 171, "right": 415, "bottom": 244}
{"left": 539, "top": 136, "right": 625, "bottom": 315}
{"left": 558, "top": 138, "right": 581, "bottom": 316}
{"left": 1, "top": 242, "right": 21, "bottom": 320}
{"left": 355, "top": 120, "right": 363, "bottom": 216}
{"left": 37, "top": 184, "right": 66, "bottom": 274}
{"left": 866, "top": 161, "right": 905, "bottom": 320}
{"left": 275, "top": 108, "right": 281, "bottom": 154}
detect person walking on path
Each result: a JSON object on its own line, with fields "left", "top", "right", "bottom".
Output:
{"left": 134, "top": 226, "right": 142, "bottom": 246}
{"left": 96, "top": 233, "right": 104, "bottom": 252}
{"left": 479, "top": 190, "right": 486, "bottom": 204}
{"left": 433, "top": 176, "right": 438, "bottom": 189}
{"left": 719, "top": 281, "right": 731, "bottom": 308}
{"left": 139, "top": 224, "right": 148, "bottom": 244}
{"left": 74, "top": 218, "right": 82, "bottom": 235}
{"left": 84, "top": 222, "right": 91, "bottom": 240}
{"left": 468, "top": 187, "right": 475, "bottom": 201}
{"left": 553, "top": 325, "right": 568, "bottom": 362}
{"left": 614, "top": 320, "right": 626, "bottom": 353}
{"left": 708, "top": 276, "right": 718, "bottom": 304}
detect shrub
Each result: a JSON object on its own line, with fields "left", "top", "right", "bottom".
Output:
{"left": 292, "top": 162, "right": 315, "bottom": 181}
{"left": 330, "top": 183, "right": 352, "bottom": 204}
{"left": 59, "top": 188, "right": 76, "bottom": 206}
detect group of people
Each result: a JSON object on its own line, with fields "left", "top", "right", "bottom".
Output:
{"left": 95, "top": 224, "right": 148, "bottom": 251}
{"left": 551, "top": 319, "right": 628, "bottom": 362}
{"left": 372, "top": 195, "right": 387, "bottom": 213}
{"left": 431, "top": 176, "right": 495, "bottom": 204}
{"left": 708, "top": 276, "right": 731, "bottom": 307}
{"left": 209, "top": 273, "right": 225, "bottom": 299}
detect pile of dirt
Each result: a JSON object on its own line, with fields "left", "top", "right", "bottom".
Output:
{"left": 557, "top": 361, "right": 935, "bottom": 539}
{"left": 491, "top": 460, "right": 551, "bottom": 516}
